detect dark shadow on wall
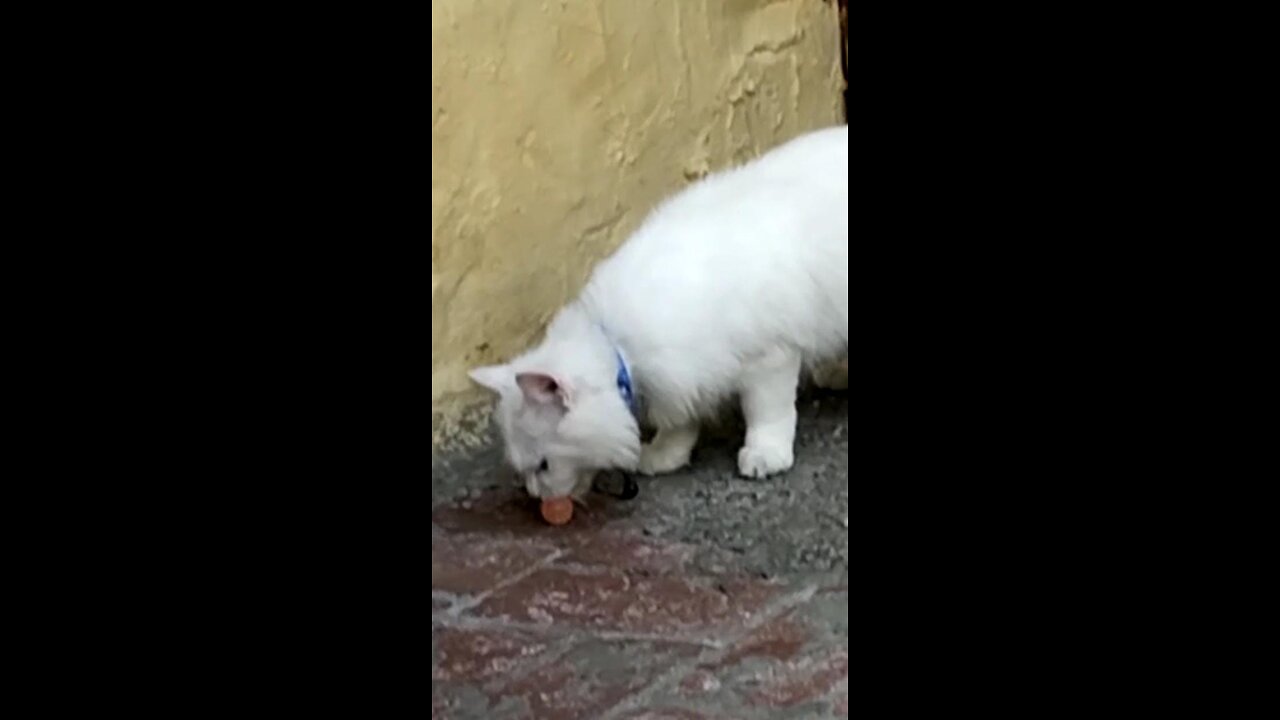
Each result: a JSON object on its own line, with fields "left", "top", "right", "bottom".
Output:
{"left": 839, "top": 0, "right": 848, "bottom": 120}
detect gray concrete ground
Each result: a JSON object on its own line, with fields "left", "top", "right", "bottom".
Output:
{"left": 432, "top": 390, "right": 849, "bottom": 719}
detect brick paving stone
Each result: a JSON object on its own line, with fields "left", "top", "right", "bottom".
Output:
{"left": 556, "top": 532, "right": 696, "bottom": 575}
{"left": 470, "top": 565, "right": 778, "bottom": 636}
{"left": 486, "top": 639, "right": 701, "bottom": 720}
{"left": 432, "top": 488, "right": 628, "bottom": 539}
{"left": 663, "top": 594, "right": 847, "bottom": 714}
{"left": 677, "top": 669, "right": 722, "bottom": 697}
{"left": 432, "top": 533, "right": 558, "bottom": 595}
{"left": 432, "top": 492, "right": 550, "bottom": 536}
{"left": 434, "top": 684, "right": 552, "bottom": 720}
{"left": 433, "top": 628, "right": 554, "bottom": 684}
{"left": 616, "top": 709, "right": 714, "bottom": 720}
{"left": 749, "top": 646, "right": 848, "bottom": 709}
{"left": 717, "top": 613, "right": 809, "bottom": 666}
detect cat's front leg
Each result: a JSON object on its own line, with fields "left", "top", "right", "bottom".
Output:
{"left": 638, "top": 424, "right": 700, "bottom": 476}
{"left": 738, "top": 348, "right": 802, "bottom": 479}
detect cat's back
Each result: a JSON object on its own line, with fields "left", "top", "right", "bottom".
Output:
{"left": 742, "top": 124, "right": 848, "bottom": 181}
{"left": 660, "top": 125, "right": 847, "bottom": 225}
{"left": 603, "top": 125, "right": 847, "bottom": 270}
{"left": 584, "top": 126, "right": 847, "bottom": 352}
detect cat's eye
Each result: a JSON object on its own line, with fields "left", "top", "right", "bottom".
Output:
{"left": 537, "top": 459, "right": 549, "bottom": 473}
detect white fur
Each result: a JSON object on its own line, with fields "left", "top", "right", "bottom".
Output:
{"left": 471, "top": 125, "right": 848, "bottom": 498}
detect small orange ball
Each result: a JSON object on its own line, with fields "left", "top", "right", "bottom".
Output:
{"left": 540, "top": 497, "right": 574, "bottom": 526}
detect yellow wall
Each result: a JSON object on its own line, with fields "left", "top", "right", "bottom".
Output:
{"left": 431, "top": 0, "right": 843, "bottom": 449}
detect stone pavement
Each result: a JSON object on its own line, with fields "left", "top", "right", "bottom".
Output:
{"left": 432, "top": 391, "right": 849, "bottom": 719}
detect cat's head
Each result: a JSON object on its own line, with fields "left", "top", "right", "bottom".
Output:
{"left": 469, "top": 364, "right": 640, "bottom": 499}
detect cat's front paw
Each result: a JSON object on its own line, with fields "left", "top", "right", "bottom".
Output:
{"left": 638, "top": 443, "right": 692, "bottom": 476}
{"left": 738, "top": 442, "right": 794, "bottom": 479}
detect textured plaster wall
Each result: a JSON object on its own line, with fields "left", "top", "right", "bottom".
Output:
{"left": 432, "top": 0, "right": 843, "bottom": 448}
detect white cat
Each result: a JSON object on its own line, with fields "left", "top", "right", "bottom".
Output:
{"left": 470, "top": 125, "right": 848, "bottom": 500}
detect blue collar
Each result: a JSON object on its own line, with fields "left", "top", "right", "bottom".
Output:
{"left": 615, "top": 348, "right": 637, "bottom": 413}
{"left": 599, "top": 324, "right": 637, "bottom": 413}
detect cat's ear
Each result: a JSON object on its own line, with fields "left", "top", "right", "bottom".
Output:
{"left": 516, "top": 372, "right": 570, "bottom": 412}
{"left": 469, "top": 365, "right": 512, "bottom": 394}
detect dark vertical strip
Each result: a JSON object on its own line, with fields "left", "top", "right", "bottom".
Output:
{"left": 839, "top": 0, "right": 848, "bottom": 121}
